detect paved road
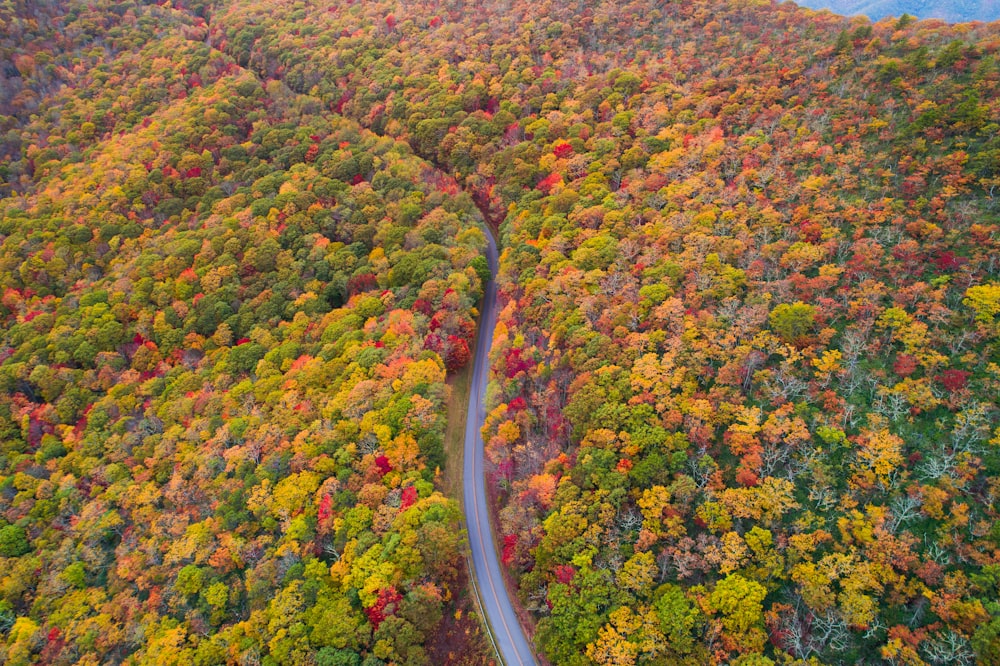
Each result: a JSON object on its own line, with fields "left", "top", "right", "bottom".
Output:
{"left": 463, "top": 225, "right": 537, "bottom": 665}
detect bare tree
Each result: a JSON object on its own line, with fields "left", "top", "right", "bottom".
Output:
{"left": 874, "top": 386, "right": 909, "bottom": 422}
{"left": 919, "top": 453, "right": 956, "bottom": 483}
{"left": 951, "top": 403, "right": 993, "bottom": 454}
{"left": 924, "top": 536, "right": 953, "bottom": 566}
{"left": 616, "top": 506, "right": 643, "bottom": 532}
{"left": 921, "top": 630, "right": 975, "bottom": 666}
{"left": 688, "top": 449, "right": 717, "bottom": 489}
{"left": 811, "top": 609, "right": 852, "bottom": 653}
{"left": 887, "top": 494, "right": 922, "bottom": 533}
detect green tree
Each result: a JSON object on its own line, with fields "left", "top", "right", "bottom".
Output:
{"left": 709, "top": 574, "right": 768, "bottom": 654}
{"left": 0, "top": 525, "right": 30, "bottom": 557}
{"left": 654, "top": 584, "right": 700, "bottom": 657}
{"left": 768, "top": 302, "right": 817, "bottom": 343}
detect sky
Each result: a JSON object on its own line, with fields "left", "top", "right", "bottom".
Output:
{"left": 792, "top": 0, "right": 1000, "bottom": 22}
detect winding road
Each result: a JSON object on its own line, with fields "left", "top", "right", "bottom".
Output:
{"left": 463, "top": 224, "right": 538, "bottom": 665}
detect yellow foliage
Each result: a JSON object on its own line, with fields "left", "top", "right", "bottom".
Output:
{"left": 586, "top": 607, "right": 642, "bottom": 666}
{"left": 855, "top": 429, "right": 903, "bottom": 485}
{"left": 385, "top": 433, "right": 421, "bottom": 471}
{"left": 811, "top": 349, "right": 843, "bottom": 374}
{"left": 637, "top": 485, "right": 671, "bottom": 532}
{"left": 618, "top": 551, "right": 657, "bottom": 592}
{"left": 718, "top": 531, "right": 749, "bottom": 574}
{"left": 964, "top": 283, "right": 1000, "bottom": 330}
{"left": 791, "top": 561, "right": 836, "bottom": 611}
{"left": 719, "top": 477, "right": 799, "bottom": 523}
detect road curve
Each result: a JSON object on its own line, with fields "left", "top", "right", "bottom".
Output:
{"left": 463, "top": 224, "right": 537, "bottom": 665}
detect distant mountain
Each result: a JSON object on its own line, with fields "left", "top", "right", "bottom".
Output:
{"left": 795, "top": 0, "right": 1000, "bottom": 22}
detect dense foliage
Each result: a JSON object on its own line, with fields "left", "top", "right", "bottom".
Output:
{"left": 200, "top": 1, "right": 1000, "bottom": 664}
{"left": 2, "top": 0, "right": 1000, "bottom": 665}
{"left": 0, "top": 3, "right": 491, "bottom": 665}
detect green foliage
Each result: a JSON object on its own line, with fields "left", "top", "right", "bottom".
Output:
{"left": 973, "top": 617, "right": 1000, "bottom": 665}
{"left": 709, "top": 574, "right": 767, "bottom": 637}
{"left": 0, "top": 525, "right": 29, "bottom": 557}
{"left": 175, "top": 565, "right": 205, "bottom": 596}
{"left": 3, "top": 0, "right": 1000, "bottom": 664}
{"left": 470, "top": 255, "right": 492, "bottom": 287}
{"left": 317, "top": 648, "right": 363, "bottom": 666}
{"left": 768, "top": 302, "right": 817, "bottom": 343}
{"left": 654, "top": 584, "right": 700, "bottom": 656}
{"left": 0, "top": 8, "right": 485, "bottom": 662}
{"left": 60, "top": 562, "right": 86, "bottom": 589}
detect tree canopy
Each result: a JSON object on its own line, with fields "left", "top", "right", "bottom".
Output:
{"left": 2, "top": 0, "right": 1000, "bottom": 664}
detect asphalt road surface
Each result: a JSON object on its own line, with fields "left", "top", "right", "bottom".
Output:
{"left": 463, "top": 225, "right": 537, "bottom": 665}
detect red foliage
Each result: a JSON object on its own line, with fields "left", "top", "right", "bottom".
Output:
{"left": 553, "top": 564, "right": 576, "bottom": 585}
{"left": 501, "top": 534, "right": 518, "bottom": 565}
{"left": 935, "top": 251, "right": 967, "bottom": 271}
{"left": 374, "top": 455, "right": 392, "bottom": 476}
{"left": 537, "top": 172, "right": 562, "bottom": 193}
{"left": 423, "top": 332, "right": 442, "bottom": 352}
{"left": 546, "top": 408, "right": 567, "bottom": 440}
{"left": 457, "top": 317, "right": 476, "bottom": 341}
{"left": 236, "top": 337, "right": 250, "bottom": 345}
{"left": 504, "top": 348, "right": 533, "bottom": 377}
{"left": 553, "top": 142, "right": 573, "bottom": 158}
{"left": 496, "top": 459, "right": 514, "bottom": 481}
{"left": 304, "top": 143, "right": 320, "bottom": 163}
{"left": 444, "top": 335, "right": 471, "bottom": 372}
{"left": 412, "top": 298, "right": 432, "bottom": 315}
{"left": 893, "top": 354, "right": 919, "bottom": 377}
{"left": 384, "top": 14, "right": 396, "bottom": 30}
{"left": 351, "top": 174, "right": 365, "bottom": 185}
{"left": 937, "top": 369, "right": 970, "bottom": 392}
{"left": 347, "top": 272, "right": 378, "bottom": 295}
{"left": 892, "top": 243, "right": 921, "bottom": 264}
{"left": 504, "top": 122, "right": 521, "bottom": 143}
{"left": 39, "top": 626, "right": 66, "bottom": 663}
{"left": 508, "top": 396, "right": 527, "bottom": 411}
{"left": 318, "top": 494, "right": 333, "bottom": 523}
{"left": 365, "top": 587, "right": 402, "bottom": 630}
{"left": 400, "top": 485, "right": 418, "bottom": 510}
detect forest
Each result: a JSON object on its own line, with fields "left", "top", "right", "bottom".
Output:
{"left": 1, "top": 0, "right": 999, "bottom": 665}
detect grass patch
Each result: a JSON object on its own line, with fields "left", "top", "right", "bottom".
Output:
{"left": 442, "top": 359, "right": 474, "bottom": 502}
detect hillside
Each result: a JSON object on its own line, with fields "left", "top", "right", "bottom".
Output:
{"left": 1, "top": 1, "right": 999, "bottom": 665}
{"left": 0, "top": 3, "right": 494, "bottom": 665}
